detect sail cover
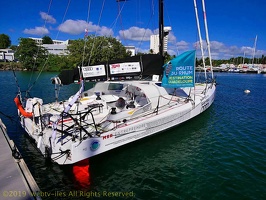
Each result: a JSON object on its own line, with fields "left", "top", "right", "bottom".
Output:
{"left": 162, "top": 50, "right": 196, "bottom": 88}
{"left": 57, "top": 54, "right": 164, "bottom": 85}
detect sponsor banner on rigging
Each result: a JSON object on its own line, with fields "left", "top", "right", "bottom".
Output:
{"left": 109, "top": 62, "right": 141, "bottom": 75}
{"left": 162, "top": 50, "right": 196, "bottom": 88}
{"left": 82, "top": 65, "right": 106, "bottom": 78}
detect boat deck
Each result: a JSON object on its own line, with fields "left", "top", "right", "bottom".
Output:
{"left": 0, "top": 119, "right": 41, "bottom": 200}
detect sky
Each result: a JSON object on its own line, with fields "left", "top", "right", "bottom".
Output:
{"left": 1, "top": 0, "right": 266, "bottom": 60}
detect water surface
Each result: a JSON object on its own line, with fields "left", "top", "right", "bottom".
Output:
{"left": 0, "top": 71, "right": 265, "bottom": 199}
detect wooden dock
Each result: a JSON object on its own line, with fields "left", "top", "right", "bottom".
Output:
{"left": 0, "top": 118, "right": 41, "bottom": 200}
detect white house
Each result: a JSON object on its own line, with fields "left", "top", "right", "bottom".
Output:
{"left": 29, "top": 38, "right": 69, "bottom": 55}
{"left": 0, "top": 49, "right": 15, "bottom": 61}
{"left": 125, "top": 46, "right": 136, "bottom": 56}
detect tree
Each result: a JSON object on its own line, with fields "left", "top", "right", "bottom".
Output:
{"left": 15, "top": 38, "right": 47, "bottom": 70}
{"left": 42, "top": 36, "right": 53, "bottom": 44}
{"left": 10, "top": 45, "right": 18, "bottom": 51}
{"left": 0, "top": 34, "right": 11, "bottom": 48}
{"left": 164, "top": 52, "right": 175, "bottom": 63}
{"left": 67, "top": 36, "right": 131, "bottom": 68}
{"left": 44, "top": 54, "right": 70, "bottom": 71}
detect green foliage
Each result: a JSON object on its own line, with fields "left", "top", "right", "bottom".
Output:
{"left": 9, "top": 45, "right": 18, "bottom": 51}
{"left": 15, "top": 38, "right": 48, "bottom": 70}
{"left": 149, "top": 49, "right": 154, "bottom": 54}
{"left": 42, "top": 36, "right": 53, "bottom": 44}
{"left": 43, "top": 54, "right": 70, "bottom": 71}
{"left": 67, "top": 36, "right": 131, "bottom": 68}
{"left": 136, "top": 52, "right": 145, "bottom": 56}
{"left": 164, "top": 52, "right": 176, "bottom": 63}
{"left": 0, "top": 34, "right": 11, "bottom": 48}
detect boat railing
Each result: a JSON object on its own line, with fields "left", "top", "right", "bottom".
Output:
{"left": 130, "top": 103, "right": 152, "bottom": 118}
{"left": 55, "top": 103, "right": 104, "bottom": 144}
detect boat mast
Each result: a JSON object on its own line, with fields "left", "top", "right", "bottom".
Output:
{"left": 159, "top": 0, "right": 164, "bottom": 59}
{"left": 201, "top": 0, "right": 214, "bottom": 79}
{"left": 252, "top": 35, "right": 257, "bottom": 67}
{"left": 242, "top": 51, "right": 246, "bottom": 66}
{"left": 193, "top": 0, "right": 207, "bottom": 79}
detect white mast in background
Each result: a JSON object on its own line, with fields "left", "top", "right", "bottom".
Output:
{"left": 193, "top": 0, "right": 207, "bottom": 78}
{"left": 202, "top": 0, "right": 214, "bottom": 79}
{"left": 252, "top": 35, "right": 258, "bottom": 67}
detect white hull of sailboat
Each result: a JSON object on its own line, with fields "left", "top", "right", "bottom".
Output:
{"left": 18, "top": 82, "right": 215, "bottom": 165}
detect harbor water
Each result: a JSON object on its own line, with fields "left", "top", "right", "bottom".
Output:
{"left": 0, "top": 71, "right": 265, "bottom": 199}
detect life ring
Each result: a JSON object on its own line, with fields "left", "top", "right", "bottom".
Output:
{"left": 14, "top": 96, "right": 33, "bottom": 118}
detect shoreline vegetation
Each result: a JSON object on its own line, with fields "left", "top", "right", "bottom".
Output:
{"left": 1, "top": 35, "right": 265, "bottom": 74}
{"left": 1, "top": 60, "right": 266, "bottom": 74}
{"left": 0, "top": 62, "right": 25, "bottom": 71}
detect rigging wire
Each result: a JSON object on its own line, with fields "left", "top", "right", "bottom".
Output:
{"left": 163, "top": 0, "right": 179, "bottom": 55}
{"left": 85, "top": 0, "right": 127, "bottom": 66}
{"left": 27, "top": 0, "right": 72, "bottom": 98}
{"left": 55, "top": 0, "right": 72, "bottom": 40}
{"left": 82, "top": 0, "right": 92, "bottom": 68}
{"left": 27, "top": 0, "right": 54, "bottom": 93}
{"left": 88, "top": 0, "right": 106, "bottom": 65}
{"left": 117, "top": 1, "right": 126, "bottom": 43}
{"left": 136, "top": 0, "right": 155, "bottom": 54}
{"left": 11, "top": 0, "right": 54, "bottom": 99}
{"left": 109, "top": 2, "right": 125, "bottom": 32}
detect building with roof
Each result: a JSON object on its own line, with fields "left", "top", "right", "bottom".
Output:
{"left": 0, "top": 49, "right": 15, "bottom": 61}
{"left": 150, "top": 26, "right": 172, "bottom": 54}
{"left": 29, "top": 38, "right": 69, "bottom": 55}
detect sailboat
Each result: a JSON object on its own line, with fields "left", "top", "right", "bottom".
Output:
{"left": 251, "top": 35, "right": 261, "bottom": 74}
{"left": 14, "top": 0, "right": 216, "bottom": 165}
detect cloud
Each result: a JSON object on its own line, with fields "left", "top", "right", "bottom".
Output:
{"left": 167, "top": 32, "right": 177, "bottom": 44}
{"left": 191, "top": 40, "right": 257, "bottom": 59}
{"left": 40, "top": 12, "right": 56, "bottom": 24}
{"left": 198, "top": 40, "right": 266, "bottom": 59}
{"left": 58, "top": 20, "right": 92, "bottom": 35}
{"left": 209, "top": 41, "right": 226, "bottom": 51}
{"left": 119, "top": 26, "right": 153, "bottom": 41}
{"left": 256, "top": 49, "right": 266, "bottom": 57}
{"left": 97, "top": 26, "right": 114, "bottom": 36}
{"left": 241, "top": 46, "right": 255, "bottom": 56}
{"left": 23, "top": 27, "right": 49, "bottom": 36}
{"left": 58, "top": 20, "right": 113, "bottom": 36}
{"left": 166, "top": 40, "right": 190, "bottom": 55}
{"left": 167, "top": 49, "right": 177, "bottom": 56}
{"left": 176, "top": 40, "right": 189, "bottom": 51}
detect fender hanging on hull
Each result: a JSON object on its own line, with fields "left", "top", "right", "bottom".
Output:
{"left": 14, "top": 96, "right": 33, "bottom": 118}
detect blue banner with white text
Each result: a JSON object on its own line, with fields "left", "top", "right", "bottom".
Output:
{"left": 162, "top": 50, "right": 196, "bottom": 88}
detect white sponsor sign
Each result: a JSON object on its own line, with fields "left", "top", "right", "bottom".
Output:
{"left": 82, "top": 65, "right": 106, "bottom": 78}
{"left": 109, "top": 62, "right": 141, "bottom": 75}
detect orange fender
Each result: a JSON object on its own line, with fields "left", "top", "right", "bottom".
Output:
{"left": 73, "top": 159, "right": 90, "bottom": 188}
{"left": 14, "top": 96, "right": 33, "bottom": 118}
